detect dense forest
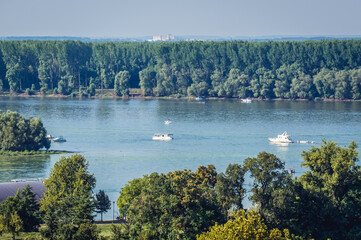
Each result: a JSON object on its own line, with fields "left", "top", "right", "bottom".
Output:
{"left": 1, "top": 40, "right": 361, "bottom": 99}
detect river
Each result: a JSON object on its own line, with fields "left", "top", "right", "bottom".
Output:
{"left": 1, "top": 97, "right": 361, "bottom": 219}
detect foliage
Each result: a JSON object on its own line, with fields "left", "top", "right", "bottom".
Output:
{"left": 0, "top": 110, "right": 50, "bottom": 151}
{"left": 95, "top": 190, "right": 111, "bottom": 222}
{"left": 117, "top": 165, "right": 223, "bottom": 240}
{"left": 197, "top": 210, "right": 291, "bottom": 240}
{"left": 1, "top": 40, "right": 361, "bottom": 99}
{"left": 114, "top": 71, "right": 130, "bottom": 96}
{"left": 40, "top": 154, "right": 98, "bottom": 239}
{"left": 299, "top": 140, "right": 361, "bottom": 239}
{"left": 215, "top": 163, "right": 245, "bottom": 214}
{"left": 243, "top": 152, "right": 290, "bottom": 226}
{"left": 0, "top": 211, "right": 23, "bottom": 239}
{"left": 0, "top": 185, "right": 40, "bottom": 233}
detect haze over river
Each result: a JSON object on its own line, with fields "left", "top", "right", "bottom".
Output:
{"left": 1, "top": 97, "right": 361, "bottom": 219}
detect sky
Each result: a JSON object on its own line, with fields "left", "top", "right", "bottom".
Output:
{"left": 1, "top": 0, "right": 361, "bottom": 38}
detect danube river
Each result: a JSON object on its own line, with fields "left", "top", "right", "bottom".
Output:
{"left": 1, "top": 97, "right": 361, "bottom": 219}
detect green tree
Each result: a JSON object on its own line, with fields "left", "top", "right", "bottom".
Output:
{"left": 243, "top": 152, "right": 290, "bottom": 226}
{"left": 117, "top": 165, "right": 223, "bottom": 240}
{"left": 215, "top": 163, "right": 245, "bottom": 215}
{"left": 0, "top": 185, "right": 41, "bottom": 233}
{"left": 300, "top": 140, "right": 361, "bottom": 239}
{"left": 0, "top": 211, "right": 23, "bottom": 239}
{"left": 0, "top": 110, "right": 50, "bottom": 151}
{"left": 197, "top": 210, "right": 291, "bottom": 240}
{"left": 114, "top": 71, "right": 130, "bottom": 96}
{"left": 40, "top": 154, "right": 97, "bottom": 239}
{"left": 95, "top": 190, "right": 111, "bottom": 222}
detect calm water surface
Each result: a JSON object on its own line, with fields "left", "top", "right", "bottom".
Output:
{"left": 1, "top": 97, "right": 361, "bottom": 218}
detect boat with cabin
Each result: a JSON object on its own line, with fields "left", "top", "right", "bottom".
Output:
{"left": 269, "top": 132, "right": 294, "bottom": 143}
{"left": 152, "top": 133, "right": 173, "bottom": 141}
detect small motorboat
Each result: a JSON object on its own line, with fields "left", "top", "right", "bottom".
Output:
{"left": 53, "top": 136, "right": 67, "bottom": 142}
{"left": 269, "top": 132, "right": 294, "bottom": 143}
{"left": 164, "top": 120, "right": 172, "bottom": 125}
{"left": 152, "top": 133, "right": 173, "bottom": 141}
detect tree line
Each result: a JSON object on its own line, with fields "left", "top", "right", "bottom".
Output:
{"left": 1, "top": 141, "right": 360, "bottom": 239}
{"left": 1, "top": 40, "right": 361, "bottom": 99}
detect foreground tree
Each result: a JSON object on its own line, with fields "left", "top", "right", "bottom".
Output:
{"left": 299, "top": 140, "right": 361, "bottom": 239}
{"left": 0, "top": 110, "right": 50, "bottom": 151}
{"left": 0, "top": 185, "right": 40, "bottom": 234}
{"left": 40, "top": 154, "right": 98, "bottom": 239}
{"left": 197, "top": 210, "right": 291, "bottom": 240}
{"left": 95, "top": 190, "right": 111, "bottom": 222}
{"left": 0, "top": 211, "right": 23, "bottom": 239}
{"left": 215, "top": 163, "right": 245, "bottom": 215}
{"left": 117, "top": 165, "right": 223, "bottom": 240}
{"left": 243, "top": 152, "right": 290, "bottom": 226}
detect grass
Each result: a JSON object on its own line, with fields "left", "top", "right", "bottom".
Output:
{"left": 0, "top": 150, "right": 72, "bottom": 156}
{"left": 0, "top": 223, "right": 122, "bottom": 240}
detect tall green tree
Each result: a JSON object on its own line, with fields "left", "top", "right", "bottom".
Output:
{"left": 243, "top": 152, "right": 290, "bottom": 226}
{"left": 40, "top": 154, "right": 98, "bottom": 239}
{"left": 215, "top": 163, "right": 245, "bottom": 215}
{"left": 114, "top": 70, "right": 130, "bottom": 96}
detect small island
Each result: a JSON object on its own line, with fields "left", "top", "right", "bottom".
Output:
{"left": 0, "top": 110, "right": 67, "bottom": 156}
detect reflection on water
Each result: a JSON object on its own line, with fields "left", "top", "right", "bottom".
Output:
{"left": 0, "top": 155, "right": 51, "bottom": 182}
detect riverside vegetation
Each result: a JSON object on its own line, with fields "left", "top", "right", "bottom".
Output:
{"left": 0, "top": 141, "right": 360, "bottom": 239}
{"left": 0, "top": 110, "right": 70, "bottom": 156}
{"left": 1, "top": 40, "right": 361, "bottom": 99}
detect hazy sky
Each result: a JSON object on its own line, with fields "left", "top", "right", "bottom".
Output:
{"left": 1, "top": 0, "right": 361, "bottom": 37}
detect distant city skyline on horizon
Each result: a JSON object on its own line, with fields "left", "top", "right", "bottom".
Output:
{"left": 1, "top": 0, "right": 361, "bottom": 38}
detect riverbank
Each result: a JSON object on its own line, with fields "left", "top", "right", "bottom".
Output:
{"left": 1, "top": 90, "right": 359, "bottom": 102}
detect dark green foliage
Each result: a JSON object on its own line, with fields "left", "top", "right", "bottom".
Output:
{"left": 117, "top": 165, "right": 224, "bottom": 240}
{"left": 95, "top": 190, "right": 111, "bottom": 221}
{"left": 241, "top": 141, "right": 361, "bottom": 240}
{"left": 0, "top": 110, "right": 50, "bottom": 151}
{"left": 0, "top": 185, "right": 40, "bottom": 233}
{"left": 1, "top": 40, "right": 361, "bottom": 99}
{"left": 215, "top": 163, "right": 245, "bottom": 214}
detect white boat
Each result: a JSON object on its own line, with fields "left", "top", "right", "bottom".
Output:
{"left": 152, "top": 133, "right": 173, "bottom": 141}
{"left": 53, "top": 136, "right": 67, "bottom": 142}
{"left": 164, "top": 120, "right": 172, "bottom": 125}
{"left": 241, "top": 98, "right": 252, "bottom": 103}
{"left": 269, "top": 132, "right": 294, "bottom": 143}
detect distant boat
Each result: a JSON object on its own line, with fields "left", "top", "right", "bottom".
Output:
{"left": 297, "top": 140, "right": 315, "bottom": 144}
{"left": 164, "top": 120, "right": 172, "bottom": 125}
{"left": 152, "top": 133, "right": 173, "bottom": 141}
{"left": 269, "top": 132, "right": 294, "bottom": 143}
{"left": 241, "top": 98, "right": 252, "bottom": 103}
{"left": 53, "top": 136, "right": 66, "bottom": 142}
{"left": 195, "top": 96, "right": 203, "bottom": 101}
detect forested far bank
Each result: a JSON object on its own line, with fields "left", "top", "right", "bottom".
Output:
{"left": 1, "top": 40, "right": 361, "bottom": 100}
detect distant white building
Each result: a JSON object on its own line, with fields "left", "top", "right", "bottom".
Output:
{"left": 152, "top": 34, "right": 174, "bottom": 42}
